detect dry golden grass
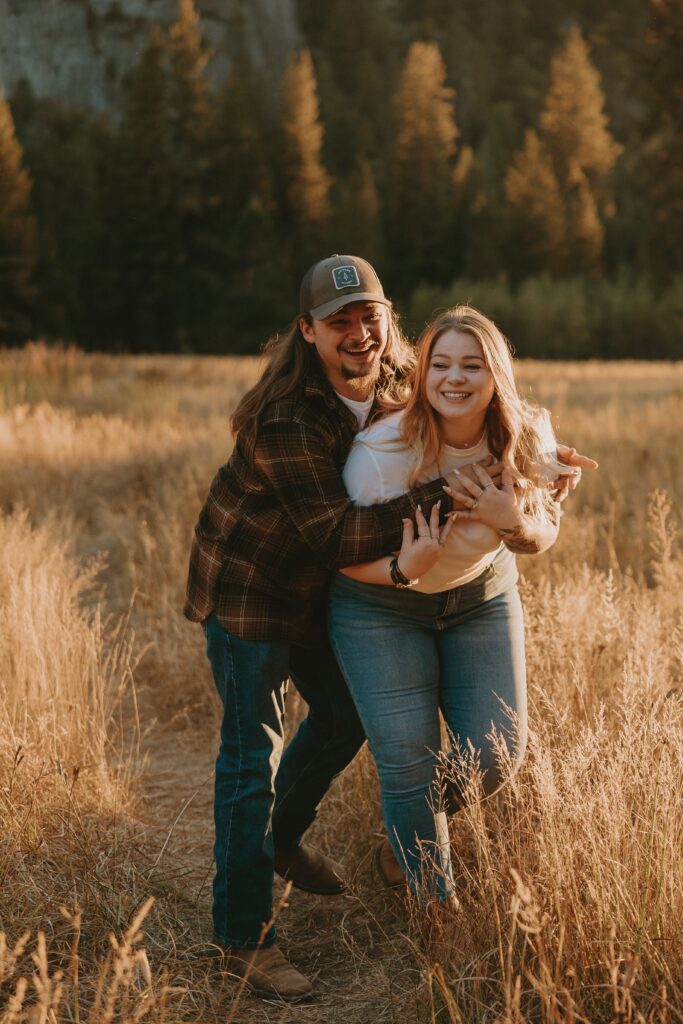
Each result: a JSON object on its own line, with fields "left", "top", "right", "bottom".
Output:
{"left": 0, "top": 342, "right": 682, "bottom": 1023}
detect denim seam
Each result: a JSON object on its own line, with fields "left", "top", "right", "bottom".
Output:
{"left": 326, "top": 636, "right": 364, "bottom": 766}
{"left": 331, "top": 630, "right": 454, "bottom": 903}
{"left": 220, "top": 635, "right": 242, "bottom": 929}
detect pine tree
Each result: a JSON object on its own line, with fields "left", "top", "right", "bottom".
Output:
{"left": 0, "top": 94, "right": 36, "bottom": 342}
{"left": 388, "top": 41, "right": 460, "bottom": 292}
{"left": 541, "top": 27, "right": 620, "bottom": 272}
{"left": 329, "top": 156, "right": 382, "bottom": 266}
{"left": 505, "top": 26, "right": 620, "bottom": 275}
{"left": 310, "top": 0, "right": 401, "bottom": 174}
{"left": 12, "top": 92, "right": 114, "bottom": 347}
{"left": 168, "top": 0, "right": 212, "bottom": 156}
{"left": 504, "top": 129, "right": 565, "bottom": 274}
{"left": 205, "top": 13, "right": 288, "bottom": 349}
{"left": 280, "top": 49, "right": 331, "bottom": 231}
{"left": 642, "top": 0, "right": 683, "bottom": 275}
{"left": 540, "top": 26, "right": 622, "bottom": 185}
{"left": 391, "top": 0, "right": 454, "bottom": 36}
{"left": 567, "top": 171, "right": 604, "bottom": 271}
{"left": 166, "top": 0, "right": 218, "bottom": 348}
{"left": 113, "top": 25, "right": 173, "bottom": 350}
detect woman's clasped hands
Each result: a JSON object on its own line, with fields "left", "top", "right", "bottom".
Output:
{"left": 395, "top": 462, "right": 524, "bottom": 582}
{"left": 443, "top": 463, "right": 523, "bottom": 532}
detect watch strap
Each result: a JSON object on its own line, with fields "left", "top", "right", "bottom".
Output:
{"left": 389, "top": 556, "right": 416, "bottom": 588}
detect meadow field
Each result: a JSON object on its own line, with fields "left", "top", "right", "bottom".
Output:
{"left": 1, "top": 343, "right": 682, "bottom": 1023}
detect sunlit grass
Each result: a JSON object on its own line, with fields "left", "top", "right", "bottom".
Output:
{"left": 0, "top": 342, "right": 681, "bottom": 1022}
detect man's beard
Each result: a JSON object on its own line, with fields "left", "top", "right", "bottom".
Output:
{"left": 340, "top": 342, "right": 383, "bottom": 389}
{"left": 341, "top": 363, "right": 382, "bottom": 391}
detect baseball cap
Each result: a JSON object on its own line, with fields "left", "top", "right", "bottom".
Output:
{"left": 299, "top": 254, "right": 390, "bottom": 320}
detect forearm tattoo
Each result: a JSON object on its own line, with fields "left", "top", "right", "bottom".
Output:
{"left": 497, "top": 525, "right": 543, "bottom": 554}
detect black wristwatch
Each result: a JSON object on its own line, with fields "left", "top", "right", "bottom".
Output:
{"left": 389, "top": 557, "right": 419, "bottom": 589}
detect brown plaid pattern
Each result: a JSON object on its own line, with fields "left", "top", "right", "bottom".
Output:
{"left": 184, "top": 364, "right": 447, "bottom": 645}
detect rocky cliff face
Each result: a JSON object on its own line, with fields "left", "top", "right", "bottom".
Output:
{"left": 0, "top": 0, "right": 300, "bottom": 112}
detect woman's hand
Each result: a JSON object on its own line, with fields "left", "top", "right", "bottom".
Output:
{"left": 443, "top": 464, "right": 522, "bottom": 531}
{"left": 396, "top": 501, "right": 455, "bottom": 581}
{"left": 445, "top": 456, "right": 503, "bottom": 510}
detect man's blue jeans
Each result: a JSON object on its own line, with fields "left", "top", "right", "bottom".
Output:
{"left": 328, "top": 549, "right": 526, "bottom": 903}
{"left": 203, "top": 613, "right": 365, "bottom": 948}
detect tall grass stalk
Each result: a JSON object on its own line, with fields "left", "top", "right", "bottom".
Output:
{"left": 0, "top": 345, "right": 681, "bottom": 1022}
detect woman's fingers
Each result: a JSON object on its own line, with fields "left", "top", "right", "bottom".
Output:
{"left": 438, "top": 513, "right": 455, "bottom": 546}
{"left": 413, "top": 501, "right": 444, "bottom": 543}
{"left": 501, "top": 467, "right": 516, "bottom": 496}
{"left": 480, "top": 460, "right": 504, "bottom": 486}
{"left": 452, "top": 471, "right": 482, "bottom": 497}
{"left": 450, "top": 509, "right": 477, "bottom": 521}
{"left": 442, "top": 484, "right": 475, "bottom": 511}
{"left": 414, "top": 504, "right": 431, "bottom": 537}
{"left": 428, "top": 500, "right": 441, "bottom": 539}
{"left": 472, "top": 463, "right": 495, "bottom": 489}
{"left": 443, "top": 484, "right": 479, "bottom": 509}
{"left": 400, "top": 517, "right": 415, "bottom": 548}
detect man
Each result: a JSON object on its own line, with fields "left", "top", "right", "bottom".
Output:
{"left": 184, "top": 255, "right": 592, "bottom": 1000}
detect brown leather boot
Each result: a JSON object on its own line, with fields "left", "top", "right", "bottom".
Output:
{"left": 216, "top": 941, "right": 313, "bottom": 1001}
{"left": 373, "top": 838, "right": 406, "bottom": 890}
{"left": 274, "top": 843, "right": 346, "bottom": 895}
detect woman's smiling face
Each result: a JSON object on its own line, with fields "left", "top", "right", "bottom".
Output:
{"left": 424, "top": 329, "right": 495, "bottom": 437}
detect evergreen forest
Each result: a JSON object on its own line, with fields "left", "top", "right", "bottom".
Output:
{"left": 1, "top": 0, "right": 682, "bottom": 357}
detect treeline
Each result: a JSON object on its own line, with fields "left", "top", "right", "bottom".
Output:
{"left": 1, "top": 0, "right": 682, "bottom": 356}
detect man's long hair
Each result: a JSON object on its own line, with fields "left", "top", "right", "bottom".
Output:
{"left": 231, "top": 308, "right": 415, "bottom": 440}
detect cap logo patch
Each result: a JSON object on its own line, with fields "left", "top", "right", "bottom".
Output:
{"left": 333, "top": 266, "right": 360, "bottom": 290}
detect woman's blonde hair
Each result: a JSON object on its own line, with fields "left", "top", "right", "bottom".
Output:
{"left": 384, "top": 305, "right": 557, "bottom": 520}
{"left": 231, "top": 306, "right": 414, "bottom": 439}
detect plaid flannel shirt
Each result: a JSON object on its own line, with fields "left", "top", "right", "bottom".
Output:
{"left": 184, "top": 362, "right": 448, "bottom": 646}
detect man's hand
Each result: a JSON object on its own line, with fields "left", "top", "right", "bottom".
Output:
{"left": 445, "top": 456, "right": 503, "bottom": 510}
{"left": 553, "top": 444, "right": 599, "bottom": 502}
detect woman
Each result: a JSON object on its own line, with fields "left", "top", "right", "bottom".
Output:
{"left": 328, "top": 306, "right": 570, "bottom": 904}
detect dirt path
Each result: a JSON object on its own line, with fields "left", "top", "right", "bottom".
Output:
{"left": 137, "top": 708, "right": 423, "bottom": 1023}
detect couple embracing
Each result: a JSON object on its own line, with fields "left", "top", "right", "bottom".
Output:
{"left": 184, "top": 255, "right": 596, "bottom": 1001}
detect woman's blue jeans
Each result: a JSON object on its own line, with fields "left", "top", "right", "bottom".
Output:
{"left": 203, "top": 613, "right": 366, "bottom": 948}
{"left": 328, "top": 548, "right": 526, "bottom": 902}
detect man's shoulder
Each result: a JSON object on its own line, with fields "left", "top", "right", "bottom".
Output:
{"left": 259, "top": 376, "right": 348, "bottom": 435}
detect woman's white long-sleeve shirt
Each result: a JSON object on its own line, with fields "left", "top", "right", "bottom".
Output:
{"left": 342, "top": 410, "right": 503, "bottom": 593}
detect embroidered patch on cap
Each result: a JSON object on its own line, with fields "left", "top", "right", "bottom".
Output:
{"left": 333, "top": 266, "right": 360, "bottom": 289}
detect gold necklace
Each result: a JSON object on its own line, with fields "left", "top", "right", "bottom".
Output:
{"left": 455, "top": 426, "right": 487, "bottom": 449}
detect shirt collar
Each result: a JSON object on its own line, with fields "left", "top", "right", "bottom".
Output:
{"left": 303, "top": 356, "right": 393, "bottom": 421}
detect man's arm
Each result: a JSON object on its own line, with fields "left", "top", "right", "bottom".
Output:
{"left": 254, "top": 419, "right": 449, "bottom": 570}
{"left": 448, "top": 446, "right": 599, "bottom": 506}
{"left": 552, "top": 444, "right": 599, "bottom": 501}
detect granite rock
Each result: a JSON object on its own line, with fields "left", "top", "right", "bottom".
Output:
{"left": 0, "top": 0, "right": 300, "bottom": 112}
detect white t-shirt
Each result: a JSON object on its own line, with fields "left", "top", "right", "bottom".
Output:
{"left": 335, "top": 390, "right": 375, "bottom": 430}
{"left": 342, "top": 409, "right": 503, "bottom": 593}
